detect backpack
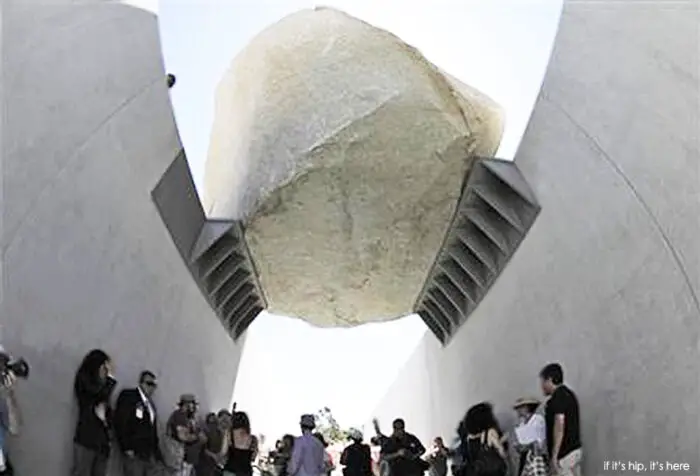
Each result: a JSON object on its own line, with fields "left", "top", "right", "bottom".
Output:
{"left": 462, "top": 432, "right": 507, "bottom": 476}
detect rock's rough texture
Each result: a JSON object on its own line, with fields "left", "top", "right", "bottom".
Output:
{"left": 204, "top": 8, "right": 504, "bottom": 326}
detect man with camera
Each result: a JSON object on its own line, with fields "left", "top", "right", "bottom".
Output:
{"left": 0, "top": 348, "right": 29, "bottom": 476}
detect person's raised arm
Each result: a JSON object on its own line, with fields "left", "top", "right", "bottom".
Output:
{"left": 372, "top": 418, "right": 384, "bottom": 437}
{"left": 76, "top": 372, "right": 116, "bottom": 405}
{"left": 486, "top": 429, "right": 506, "bottom": 459}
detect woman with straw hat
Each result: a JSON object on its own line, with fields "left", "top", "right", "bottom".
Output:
{"left": 512, "top": 397, "right": 547, "bottom": 476}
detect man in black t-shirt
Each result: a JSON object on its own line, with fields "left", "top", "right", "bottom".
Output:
{"left": 540, "top": 363, "right": 582, "bottom": 476}
{"left": 373, "top": 418, "right": 427, "bottom": 476}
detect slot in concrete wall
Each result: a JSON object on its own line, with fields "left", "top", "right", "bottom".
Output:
{"left": 0, "top": 2, "right": 245, "bottom": 474}
{"left": 369, "top": 1, "right": 699, "bottom": 472}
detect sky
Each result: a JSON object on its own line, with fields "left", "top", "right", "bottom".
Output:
{"left": 158, "top": 0, "right": 562, "bottom": 440}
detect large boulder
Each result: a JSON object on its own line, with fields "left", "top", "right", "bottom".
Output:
{"left": 203, "top": 7, "right": 504, "bottom": 325}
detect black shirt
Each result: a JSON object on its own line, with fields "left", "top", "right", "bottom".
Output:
{"left": 224, "top": 446, "right": 254, "bottom": 475}
{"left": 545, "top": 385, "right": 581, "bottom": 459}
{"left": 73, "top": 375, "right": 117, "bottom": 455}
{"left": 340, "top": 442, "right": 373, "bottom": 476}
{"left": 379, "top": 433, "right": 426, "bottom": 476}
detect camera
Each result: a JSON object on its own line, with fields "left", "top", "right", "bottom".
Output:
{"left": 0, "top": 352, "right": 29, "bottom": 380}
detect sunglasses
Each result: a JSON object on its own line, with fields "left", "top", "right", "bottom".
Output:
{"left": 143, "top": 380, "right": 158, "bottom": 388}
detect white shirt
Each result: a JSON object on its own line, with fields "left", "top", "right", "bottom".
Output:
{"left": 137, "top": 386, "right": 156, "bottom": 424}
{"left": 515, "top": 414, "right": 546, "bottom": 445}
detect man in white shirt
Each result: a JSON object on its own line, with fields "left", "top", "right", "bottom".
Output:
{"left": 513, "top": 397, "right": 547, "bottom": 476}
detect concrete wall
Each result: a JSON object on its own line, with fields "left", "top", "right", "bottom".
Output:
{"left": 0, "top": 2, "right": 245, "bottom": 474}
{"left": 369, "top": 1, "right": 699, "bottom": 473}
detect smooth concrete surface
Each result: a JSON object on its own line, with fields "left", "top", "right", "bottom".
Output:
{"left": 0, "top": 2, "right": 244, "bottom": 474}
{"left": 369, "top": 1, "right": 699, "bottom": 472}
{"left": 203, "top": 8, "right": 504, "bottom": 326}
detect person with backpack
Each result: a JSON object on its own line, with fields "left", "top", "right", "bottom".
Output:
{"left": 454, "top": 403, "right": 507, "bottom": 476}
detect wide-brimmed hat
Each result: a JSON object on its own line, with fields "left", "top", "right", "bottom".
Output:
{"left": 513, "top": 397, "right": 540, "bottom": 409}
{"left": 300, "top": 414, "right": 316, "bottom": 429}
{"left": 179, "top": 393, "right": 198, "bottom": 405}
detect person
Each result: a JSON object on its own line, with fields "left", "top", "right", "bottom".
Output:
{"left": 0, "top": 367, "right": 21, "bottom": 475}
{"left": 368, "top": 437, "right": 382, "bottom": 476}
{"left": 72, "top": 349, "right": 117, "bottom": 476}
{"left": 340, "top": 428, "right": 372, "bottom": 476}
{"left": 372, "top": 417, "right": 427, "bottom": 476}
{"left": 257, "top": 434, "right": 267, "bottom": 467}
{"left": 512, "top": 397, "right": 547, "bottom": 476}
{"left": 288, "top": 414, "right": 325, "bottom": 476}
{"left": 163, "top": 394, "right": 206, "bottom": 476}
{"left": 455, "top": 403, "right": 507, "bottom": 476}
{"left": 113, "top": 370, "right": 162, "bottom": 476}
{"left": 198, "top": 410, "right": 232, "bottom": 476}
{"left": 426, "top": 437, "right": 452, "bottom": 476}
{"left": 313, "top": 433, "right": 335, "bottom": 476}
{"left": 271, "top": 434, "right": 296, "bottom": 476}
{"left": 222, "top": 411, "right": 257, "bottom": 476}
{"left": 540, "top": 363, "right": 582, "bottom": 476}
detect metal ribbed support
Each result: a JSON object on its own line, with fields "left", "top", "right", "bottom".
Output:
{"left": 190, "top": 220, "right": 266, "bottom": 340}
{"left": 414, "top": 158, "right": 541, "bottom": 345}
{"left": 152, "top": 151, "right": 266, "bottom": 342}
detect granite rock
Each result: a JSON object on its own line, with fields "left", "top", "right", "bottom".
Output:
{"left": 203, "top": 8, "right": 504, "bottom": 325}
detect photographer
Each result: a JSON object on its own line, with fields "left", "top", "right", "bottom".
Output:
{"left": 0, "top": 347, "right": 28, "bottom": 476}
{"left": 0, "top": 372, "right": 20, "bottom": 476}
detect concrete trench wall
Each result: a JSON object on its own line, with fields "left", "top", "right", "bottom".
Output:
{"left": 369, "top": 1, "right": 699, "bottom": 472}
{"left": 0, "top": 2, "right": 245, "bottom": 474}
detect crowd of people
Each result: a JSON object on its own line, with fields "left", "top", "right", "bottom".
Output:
{"left": 0, "top": 347, "right": 581, "bottom": 476}
{"left": 357, "top": 362, "right": 582, "bottom": 476}
{"left": 70, "top": 349, "right": 266, "bottom": 476}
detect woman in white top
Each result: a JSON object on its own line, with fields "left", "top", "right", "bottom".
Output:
{"left": 512, "top": 397, "right": 547, "bottom": 476}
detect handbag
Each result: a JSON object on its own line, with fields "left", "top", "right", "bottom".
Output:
{"left": 523, "top": 449, "right": 548, "bottom": 476}
{"left": 463, "top": 432, "right": 507, "bottom": 476}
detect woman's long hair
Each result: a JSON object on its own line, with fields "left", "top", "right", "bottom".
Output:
{"left": 74, "top": 348, "right": 110, "bottom": 395}
{"left": 282, "top": 434, "right": 295, "bottom": 452}
{"left": 232, "top": 411, "right": 251, "bottom": 434}
{"left": 460, "top": 402, "right": 501, "bottom": 436}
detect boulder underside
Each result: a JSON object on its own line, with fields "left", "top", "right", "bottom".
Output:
{"left": 203, "top": 7, "right": 505, "bottom": 326}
